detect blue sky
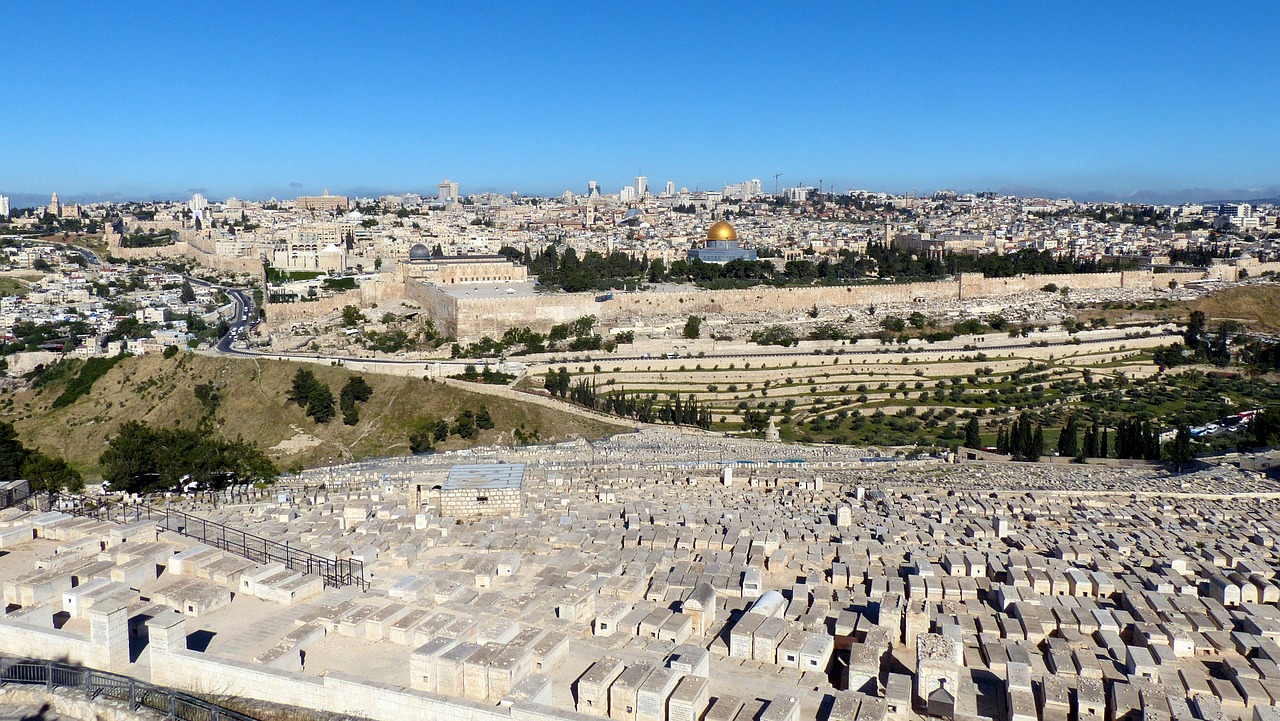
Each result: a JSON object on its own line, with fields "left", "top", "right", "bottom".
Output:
{"left": 2, "top": 1, "right": 1277, "bottom": 204}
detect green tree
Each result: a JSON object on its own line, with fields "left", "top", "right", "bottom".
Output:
{"left": 99, "top": 421, "right": 161, "bottom": 489}
{"left": 339, "top": 375, "right": 374, "bottom": 425}
{"left": 1029, "top": 425, "right": 1044, "bottom": 462}
{"left": 648, "top": 258, "right": 666, "bottom": 283}
{"left": 99, "top": 421, "right": 274, "bottom": 492}
{"left": 163, "top": 344, "right": 179, "bottom": 359}
{"left": 288, "top": 368, "right": 319, "bottom": 406}
{"left": 880, "top": 316, "right": 906, "bottom": 333}
{"left": 1184, "top": 310, "right": 1206, "bottom": 350}
{"left": 1057, "top": 415, "right": 1080, "bottom": 458}
{"left": 476, "top": 406, "right": 495, "bottom": 430}
{"left": 1083, "top": 424, "right": 1099, "bottom": 458}
{"left": 453, "top": 411, "right": 478, "bottom": 439}
{"left": 964, "top": 417, "right": 981, "bottom": 449}
{"left": 341, "top": 305, "right": 366, "bottom": 328}
{"left": 742, "top": 409, "right": 772, "bottom": 437}
{"left": 306, "top": 382, "right": 336, "bottom": 423}
{"left": 0, "top": 421, "right": 29, "bottom": 481}
{"left": 1166, "top": 425, "right": 1195, "bottom": 471}
{"left": 179, "top": 280, "right": 196, "bottom": 303}
{"left": 20, "top": 451, "right": 82, "bottom": 492}
{"left": 683, "top": 315, "right": 702, "bottom": 339}
{"left": 408, "top": 418, "right": 437, "bottom": 453}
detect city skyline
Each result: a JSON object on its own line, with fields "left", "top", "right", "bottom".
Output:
{"left": 1, "top": 2, "right": 1278, "bottom": 203}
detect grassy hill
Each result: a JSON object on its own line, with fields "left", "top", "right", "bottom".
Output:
{"left": 2, "top": 353, "right": 626, "bottom": 478}
{"left": 1193, "top": 284, "right": 1280, "bottom": 333}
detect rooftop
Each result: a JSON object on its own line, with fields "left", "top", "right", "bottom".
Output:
{"left": 442, "top": 463, "right": 525, "bottom": 491}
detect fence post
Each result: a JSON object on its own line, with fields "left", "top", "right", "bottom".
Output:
{"left": 45, "top": 659, "right": 53, "bottom": 692}
{"left": 167, "top": 693, "right": 176, "bottom": 719}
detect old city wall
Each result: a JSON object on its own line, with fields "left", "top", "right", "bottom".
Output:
{"left": 955, "top": 271, "right": 1155, "bottom": 299}
{"left": 407, "top": 282, "right": 462, "bottom": 336}
{"left": 445, "top": 271, "right": 1175, "bottom": 339}
{"left": 260, "top": 267, "right": 1213, "bottom": 339}
{"left": 265, "top": 278, "right": 405, "bottom": 327}
{"left": 599, "top": 281, "right": 959, "bottom": 320}
{"left": 105, "top": 235, "right": 263, "bottom": 275}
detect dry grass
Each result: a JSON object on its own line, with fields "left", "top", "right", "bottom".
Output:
{"left": 1193, "top": 284, "right": 1280, "bottom": 333}
{"left": 7, "top": 353, "right": 625, "bottom": 478}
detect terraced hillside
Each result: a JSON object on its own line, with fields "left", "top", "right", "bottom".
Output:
{"left": 521, "top": 326, "right": 1273, "bottom": 448}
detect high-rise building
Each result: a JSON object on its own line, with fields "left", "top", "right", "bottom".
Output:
{"left": 619, "top": 185, "right": 638, "bottom": 203}
{"left": 438, "top": 178, "right": 460, "bottom": 202}
{"left": 588, "top": 180, "right": 600, "bottom": 197}
{"left": 635, "top": 176, "right": 648, "bottom": 198}
{"left": 188, "top": 193, "right": 208, "bottom": 218}
{"left": 663, "top": 180, "right": 675, "bottom": 196}
{"left": 0, "top": 195, "right": 9, "bottom": 218}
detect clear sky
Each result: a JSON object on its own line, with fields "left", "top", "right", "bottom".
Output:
{"left": 2, "top": 1, "right": 1277, "bottom": 204}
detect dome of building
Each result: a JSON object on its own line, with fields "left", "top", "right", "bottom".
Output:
{"left": 706, "top": 220, "right": 737, "bottom": 242}
{"left": 408, "top": 243, "right": 431, "bottom": 261}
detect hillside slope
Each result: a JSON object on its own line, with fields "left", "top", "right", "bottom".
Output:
{"left": 1193, "top": 284, "right": 1280, "bottom": 333}
{"left": 3, "top": 353, "right": 626, "bottom": 478}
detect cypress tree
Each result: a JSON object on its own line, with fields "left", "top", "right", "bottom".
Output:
{"left": 1029, "top": 425, "right": 1044, "bottom": 462}
{"left": 1083, "top": 424, "right": 1099, "bottom": 458}
{"left": 964, "top": 417, "right": 981, "bottom": 449}
{"left": 1058, "top": 415, "right": 1079, "bottom": 458}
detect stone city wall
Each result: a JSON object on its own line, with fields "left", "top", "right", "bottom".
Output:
{"left": 263, "top": 267, "right": 1215, "bottom": 340}
{"left": 442, "top": 269, "right": 1202, "bottom": 339}
{"left": 265, "top": 277, "right": 406, "bottom": 326}
{"left": 105, "top": 236, "right": 263, "bottom": 275}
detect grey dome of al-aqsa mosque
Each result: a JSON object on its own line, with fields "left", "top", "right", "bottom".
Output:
{"left": 408, "top": 243, "right": 431, "bottom": 261}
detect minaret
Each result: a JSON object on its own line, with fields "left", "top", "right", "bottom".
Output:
{"left": 49, "top": 192, "right": 61, "bottom": 216}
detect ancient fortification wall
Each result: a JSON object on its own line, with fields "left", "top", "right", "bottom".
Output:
{"left": 104, "top": 236, "right": 263, "bottom": 274}
{"left": 260, "top": 266, "right": 1219, "bottom": 340}
{"left": 437, "top": 269, "right": 1196, "bottom": 339}
{"left": 265, "top": 277, "right": 405, "bottom": 326}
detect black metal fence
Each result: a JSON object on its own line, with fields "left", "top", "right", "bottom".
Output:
{"left": 39, "top": 493, "right": 366, "bottom": 590}
{"left": 0, "top": 481, "right": 33, "bottom": 511}
{"left": 0, "top": 656, "right": 259, "bottom": 721}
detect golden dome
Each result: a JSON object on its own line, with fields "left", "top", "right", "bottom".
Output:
{"left": 707, "top": 220, "right": 737, "bottom": 241}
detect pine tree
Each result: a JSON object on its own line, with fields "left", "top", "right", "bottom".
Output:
{"left": 288, "top": 368, "right": 318, "bottom": 406}
{"left": 1029, "top": 425, "right": 1044, "bottom": 462}
{"left": 306, "top": 383, "right": 336, "bottom": 424}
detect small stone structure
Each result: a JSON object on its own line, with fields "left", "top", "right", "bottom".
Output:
{"left": 438, "top": 463, "right": 525, "bottom": 518}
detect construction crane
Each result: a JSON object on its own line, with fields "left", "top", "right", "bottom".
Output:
{"left": 773, "top": 173, "right": 783, "bottom": 197}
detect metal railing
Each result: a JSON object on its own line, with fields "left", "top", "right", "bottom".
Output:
{"left": 38, "top": 493, "right": 366, "bottom": 590}
{"left": 0, "top": 481, "right": 33, "bottom": 511}
{"left": 0, "top": 656, "right": 259, "bottom": 721}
